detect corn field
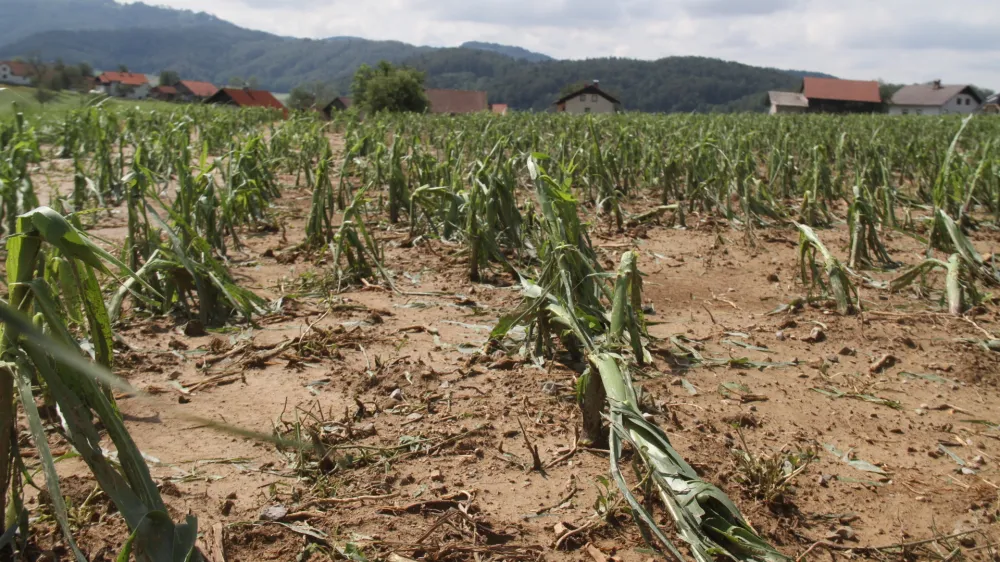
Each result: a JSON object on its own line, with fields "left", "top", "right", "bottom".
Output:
{"left": 1, "top": 102, "right": 999, "bottom": 560}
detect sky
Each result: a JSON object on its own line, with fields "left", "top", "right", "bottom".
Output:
{"left": 123, "top": 0, "right": 1000, "bottom": 87}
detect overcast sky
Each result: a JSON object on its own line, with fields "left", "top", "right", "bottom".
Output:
{"left": 127, "top": 0, "right": 1000, "bottom": 87}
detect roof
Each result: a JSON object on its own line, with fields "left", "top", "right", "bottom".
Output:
{"left": 179, "top": 80, "right": 218, "bottom": 98}
{"left": 206, "top": 88, "right": 285, "bottom": 110}
{"left": 324, "top": 96, "right": 352, "bottom": 110}
{"left": 554, "top": 83, "right": 621, "bottom": 106}
{"left": 891, "top": 83, "right": 982, "bottom": 106}
{"left": 153, "top": 85, "right": 178, "bottom": 95}
{"left": 0, "top": 60, "right": 32, "bottom": 77}
{"left": 986, "top": 93, "right": 1000, "bottom": 106}
{"left": 768, "top": 91, "right": 808, "bottom": 108}
{"left": 491, "top": 103, "right": 509, "bottom": 115}
{"left": 97, "top": 72, "right": 149, "bottom": 86}
{"left": 425, "top": 89, "right": 488, "bottom": 114}
{"left": 801, "top": 77, "right": 881, "bottom": 104}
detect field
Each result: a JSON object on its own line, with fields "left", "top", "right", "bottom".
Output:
{"left": 1, "top": 105, "right": 1000, "bottom": 562}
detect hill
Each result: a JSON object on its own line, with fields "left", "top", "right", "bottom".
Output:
{"left": 459, "top": 41, "right": 553, "bottom": 62}
{"left": 0, "top": 0, "right": 825, "bottom": 112}
{"left": 0, "top": 0, "right": 232, "bottom": 45}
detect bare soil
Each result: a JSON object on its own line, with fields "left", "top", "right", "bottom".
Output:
{"left": 17, "top": 143, "right": 1000, "bottom": 562}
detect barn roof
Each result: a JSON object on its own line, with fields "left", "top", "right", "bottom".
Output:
{"left": 179, "top": 80, "right": 219, "bottom": 98}
{"left": 97, "top": 71, "right": 149, "bottom": 86}
{"left": 0, "top": 60, "right": 32, "bottom": 77}
{"left": 801, "top": 77, "right": 881, "bottom": 104}
{"left": 206, "top": 88, "right": 285, "bottom": 110}
{"left": 425, "top": 89, "right": 488, "bottom": 114}
{"left": 768, "top": 91, "right": 808, "bottom": 108}
{"left": 554, "top": 83, "right": 621, "bottom": 105}
{"left": 891, "top": 83, "right": 982, "bottom": 106}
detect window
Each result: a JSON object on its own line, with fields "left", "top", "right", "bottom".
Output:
{"left": 584, "top": 107, "right": 591, "bottom": 113}
{"left": 902, "top": 109, "right": 909, "bottom": 115}
{"left": 580, "top": 95, "right": 586, "bottom": 102}
{"left": 592, "top": 94, "right": 599, "bottom": 101}
{"left": 915, "top": 109, "right": 922, "bottom": 115}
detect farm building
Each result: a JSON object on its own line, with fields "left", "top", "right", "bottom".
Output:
{"left": 321, "top": 96, "right": 352, "bottom": 118}
{"left": 889, "top": 81, "right": 982, "bottom": 115}
{"left": 0, "top": 60, "right": 32, "bottom": 85}
{"left": 205, "top": 88, "right": 286, "bottom": 113}
{"left": 176, "top": 80, "right": 219, "bottom": 102}
{"left": 800, "top": 77, "right": 881, "bottom": 113}
{"left": 490, "top": 103, "right": 509, "bottom": 115}
{"left": 984, "top": 93, "right": 1000, "bottom": 114}
{"left": 96, "top": 71, "right": 151, "bottom": 99}
{"left": 768, "top": 91, "right": 808, "bottom": 114}
{"left": 425, "top": 89, "right": 488, "bottom": 114}
{"left": 554, "top": 81, "right": 621, "bottom": 114}
{"left": 150, "top": 85, "right": 179, "bottom": 102}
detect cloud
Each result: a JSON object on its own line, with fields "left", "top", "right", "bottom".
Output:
{"left": 119, "top": 0, "right": 1000, "bottom": 86}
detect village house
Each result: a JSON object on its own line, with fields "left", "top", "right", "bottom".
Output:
{"left": 889, "top": 81, "right": 982, "bottom": 115}
{"left": 96, "top": 71, "right": 151, "bottom": 99}
{"left": 554, "top": 80, "right": 621, "bottom": 114}
{"left": 490, "top": 103, "right": 509, "bottom": 115}
{"left": 767, "top": 91, "right": 808, "bottom": 114}
{"left": 150, "top": 85, "right": 179, "bottom": 102}
{"left": 983, "top": 93, "right": 1000, "bottom": 114}
{"left": 176, "top": 80, "right": 219, "bottom": 102}
{"left": 0, "top": 60, "right": 32, "bottom": 86}
{"left": 321, "top": 96, "right": 352, "bottom": 118}
{"left": 205, "top": 87, "right": 286, "bottom": 115}
{"left": 424, "top": 89, "right": 489, "bottom": 114}
{"left": 799, "top": 77, "right": 882, "bottom": 113}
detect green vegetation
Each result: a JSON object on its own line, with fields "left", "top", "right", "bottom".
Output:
{"left": 350, "top": 61, "right": 429, "bottom": 113}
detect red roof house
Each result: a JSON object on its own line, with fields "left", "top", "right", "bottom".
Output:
{"left": 177, "top": 80, "right": 219, "bottom": 100}
{"left": 800, "top": 77, "right": 882, "bottom": 113}
{"left": 425, "top": 89, "right": 488, "bottom": 114}
{"left": 96, "top": 71, "right": 151, "bottom": 98}
{"left": 0, "top": 60, "right": 33, "bottom": 85}
{"left": 205, "top": 88, "right": 286, "bottom": 115}
{"left": 151, "top": 85, "right": 179, "bottom": 101}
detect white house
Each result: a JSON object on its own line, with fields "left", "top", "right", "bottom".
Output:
{"left": 554, "top": 80, "right": 621, "bottom": 114}
{"left": 889, "top": 81, "right": 982, "bottom": 115}
{"left": 96, "top": 71, "right": 151, "bottom": 99}
{"left": 0, "top": 60, "right": 33, "bottom": 86}
{"left": 768, "top": 91, "right": 808, "bottom": 114}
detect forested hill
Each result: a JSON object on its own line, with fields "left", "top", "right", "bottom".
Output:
{"left": 402, "top": 49, "right": 805, "bottom": 112}
{"left": 1, "top": 0, "right": 830, "bottom": 112}
{"left": 0, "top": 0, "right": 232, "bottom": 44}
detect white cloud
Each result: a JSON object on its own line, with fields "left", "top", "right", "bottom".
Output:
{"left": 122, "top": 0, "right": 1000, "bottom": 86}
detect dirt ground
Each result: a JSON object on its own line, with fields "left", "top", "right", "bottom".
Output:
{"left": 18, "top": 140, "right": 1000, "bottom": 562}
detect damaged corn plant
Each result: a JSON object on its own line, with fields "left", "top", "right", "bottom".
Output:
{"left": 490, "top": 155, "right": 788, "bottom": 561}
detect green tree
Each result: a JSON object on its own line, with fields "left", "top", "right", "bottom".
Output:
{"left": 117, "top": 63, "right": 130, "bottom": 73}
{"left": 351, "top": 61, "right": 428, "bottom": 113}
{"left": 159, "top": 70, "right": 180, "bottom": 86}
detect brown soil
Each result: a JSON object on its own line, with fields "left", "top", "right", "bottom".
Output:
{"left": 17, "top": 140, "right": 1000, "bottom": 562}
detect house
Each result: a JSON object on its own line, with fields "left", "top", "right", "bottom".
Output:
{"left": 554, "top": 80, "right": 621, "bottom": 114}
{"left": 205, "top": 87, "right": 286, "bottom": 113}
{"left": 321, "top": 96, "right": 352, "bottom": 118}
{"left": 176, "top": 80, "right": 219, "bottom": 102}
{"left": 96, "top": 71, "right": 151, "bottom": 99}
{"left": 150, "top": 85, "right": 179, "bottom": 102}
{"left": 768, "top": 91, "right": 808, "bottom": 114}
{"left": 490, "top": 103, "right": 509, "bottom": 115}
{"left": 424, "top": 89, "right": 489, "bottom": 114}
{"left": 800, "top": 77, "right": 881, "bottom": 113}
{"left": 0, "top": 60, "right": 32, "bottom": 86}
{"left": 889, "top": 81, "right": 982, "bottom": 115}
{"left": 983, "top": 93, "right": 1000, "bottom": 114}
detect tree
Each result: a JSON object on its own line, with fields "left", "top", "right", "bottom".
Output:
{"left": 117, "top": 64, "right": 130, "bottom": 73}
{"left": 287, "top": 81, "right": 337, "bottom": 111}
{"left": 159, "top": 70, "right": 180, "bottom": 86}
{"left": 351, "top": 61, "right": 428, "bottom": 114}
